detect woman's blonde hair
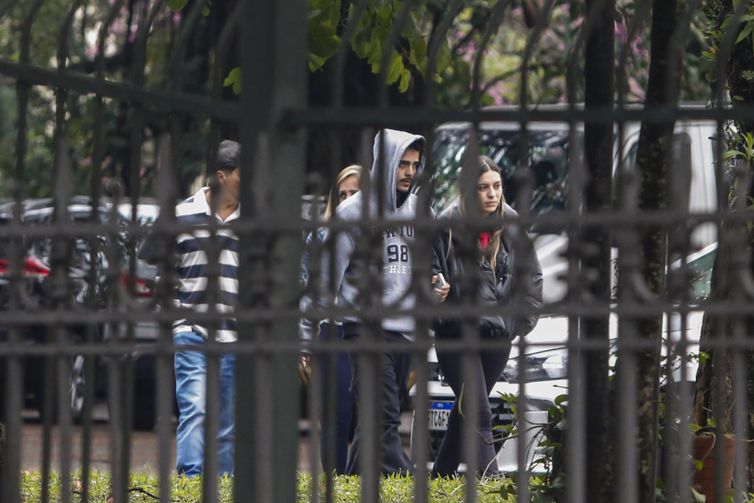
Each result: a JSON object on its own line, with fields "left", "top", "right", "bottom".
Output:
{"left": 324, "top": 164, "right": 363, "bottom": 219}
{"left": 458, "top": 155, "right": 506, "bottom": 270}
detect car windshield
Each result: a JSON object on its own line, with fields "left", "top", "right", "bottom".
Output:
{"left": 431, "top": 126, "right": 578, "bottom": 232}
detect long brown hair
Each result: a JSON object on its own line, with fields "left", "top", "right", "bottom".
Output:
{"left": 324, "top": 164, "right": 363, "bottom": 219}
{"left": 459, "top": 155, "right": 506, "bottom": 270}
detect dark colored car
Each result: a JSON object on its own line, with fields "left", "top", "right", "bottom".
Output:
{"left": 0, "top": 198, "right": 117, "bottom": 421}
{"left": 0, "top": 212, "right": 54, "bottom": 420}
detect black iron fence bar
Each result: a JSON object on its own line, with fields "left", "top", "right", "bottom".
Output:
{"left": 12, "top": 2, "right": 46, "bottom": 502}
{"left": 237, "top": 0, "right": 307, "bottom": 501}
{"left": 52, "top": 146, "right": 78, "bottom": 503}
{"left": 280, "top": 105, "right": 754, "bottom": 128}
{"left": 514, "top": 0, "right": 559, "bottom": 494}
{"left": 2, "top": 211, "right": 27, "bottom": 499}
{"left": 6, "top": 299, "right": 754, "bottom": 326}
{"left": 54, "top": 1, "right": 85, "bottom": 497}
{"left": 732, "top": 319, "right": 748, "bottom": 503}
{"left": 1, "top": 207, "right": 752, "bottom": 241}
{"left": 321, "top": 5, "right": 370, "bottom": 489}
{"left": 663, "top": 124, "right": 697, "bottom": 502}
{"left": 464, "top": 0, "right": 513, "bottom": 497}
{"left": 0, "top": 333, "right": 733, "bottom": 358}
{"left": 152, "top": 138, "right": 177, "bottom": 503}
{"left": 0, "top": 60, "right": 241, "bottom": 121}
{"left": 616, "top": 321, "right": 639, "bottom": 503}
{"left": 86, "top": 3, "right": 125, "bottom": 492}
{"left": 307, "top": 341, "right": 322, "bottom": 503}
{"left": 112, "top": 1, "right": 163, "bottom": 498}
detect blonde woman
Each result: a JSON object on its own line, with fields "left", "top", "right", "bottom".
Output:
{"left": 300, "top": 164, "right": 362, "bottom": 474}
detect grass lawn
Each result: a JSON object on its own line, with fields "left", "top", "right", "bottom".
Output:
{"left": 16, "top": 470, "right": 518, "bottom": 502}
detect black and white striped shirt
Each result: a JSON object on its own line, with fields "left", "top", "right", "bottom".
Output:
{"left": 173, "top": 187, "right": 239, "bottom": 342}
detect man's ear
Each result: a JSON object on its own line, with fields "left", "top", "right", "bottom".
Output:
{"left": 216, "top": 170, "right": 226, "bottom": 184}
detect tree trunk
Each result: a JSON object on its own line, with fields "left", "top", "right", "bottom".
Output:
{"left": 694, "top": 0, "right": 754, "bottom": 490}
{"left": 634, "top": 1, "right": 688, "bottom": 501}
{"left": 583, "top": 0, "right": 615, "bottom": 501}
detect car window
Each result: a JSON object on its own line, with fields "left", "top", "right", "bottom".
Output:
{"left": 431, "top": 126, "right": 579, "bottom": 231}
{"left": 615, "top": 133, "right": 692, "bottom": 208}
{"left": 687, "top": 247, "right": 715, "bottom": 300}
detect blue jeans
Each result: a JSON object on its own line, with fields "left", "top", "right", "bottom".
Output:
{"left": 174, "top": 330, "right": 236, "bottom": 476}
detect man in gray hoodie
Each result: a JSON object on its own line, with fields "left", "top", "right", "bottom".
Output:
{"left": 300, "top": 129, "right": 448, "bottom": 475}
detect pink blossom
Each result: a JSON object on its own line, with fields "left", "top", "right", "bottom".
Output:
{"left": 461, "top": 40, "right": 477, "bottom": 63}
{"left": 172, "top": 12, "right": 182, "bottom": 25}
{"left": 615, "top": 21, "right": 628, "bottom": 44}
{"left": 486, "top": 81, "right": 508, "bottom": 105}
{"left": 129, "top": 22, "right": 139, "bottom": 43}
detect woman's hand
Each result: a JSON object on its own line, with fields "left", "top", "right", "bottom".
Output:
{"left": 432, "top": 274, "right": 450, "bottom": 302}
{"left": 297, "top": 353, "right": 311, "bottom": 385}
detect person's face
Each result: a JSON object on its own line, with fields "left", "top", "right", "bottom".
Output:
{"left": 396, "top": 149, "right": 420, "bottom": 193}
{"left": 477, "top": 170, "right": 502, "bottom": 216}
{"left": 337, "top": 174, "right": 360, "bottom": 204}
{"left": 217, "top": 167, "right": 241, "bottom": 204}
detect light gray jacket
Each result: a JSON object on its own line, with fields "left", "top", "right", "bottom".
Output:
{"left": 299, "top": 129, "right": 426, "bottom": 343}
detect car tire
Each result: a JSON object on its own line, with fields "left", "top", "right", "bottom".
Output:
{"left": 68, "top": 353, "right": 87, "bottom": 423}
{"left": 36, "top": 353, "right": 89, "bottom": 424}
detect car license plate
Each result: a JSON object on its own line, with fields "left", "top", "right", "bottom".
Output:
{"left": 429, "top": 401, "right": 454, "bottom": 431}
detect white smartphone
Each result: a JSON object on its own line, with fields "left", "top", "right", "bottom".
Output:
{"left": 433, "top": 273, "right": 448, "bottom": 288}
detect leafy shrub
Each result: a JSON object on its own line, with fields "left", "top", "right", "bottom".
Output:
{"left": 17, "top": 470, "right": 517, "bottom": 502}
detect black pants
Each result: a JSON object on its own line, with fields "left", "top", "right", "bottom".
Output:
{"left": 343, "top": 326, "right": 413, "bottom": 476}
{"left": 432, "top": 339, "right": 511, "bottom": 478}
{"left": 318, "top": 322, "right": 355, "bottom": 475}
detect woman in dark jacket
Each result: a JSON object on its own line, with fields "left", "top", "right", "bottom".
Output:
{"left": 432, "top": 155, "right": 543, "bottom": 478}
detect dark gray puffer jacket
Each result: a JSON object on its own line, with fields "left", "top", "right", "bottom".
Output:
{"left": 433, "top": 203, "right": 543, "bottom": 340}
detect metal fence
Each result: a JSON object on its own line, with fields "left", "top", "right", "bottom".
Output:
{"left": 1, "top": 0, "right": 754, "bottom": 502}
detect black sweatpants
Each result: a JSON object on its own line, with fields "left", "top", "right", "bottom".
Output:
{"left": 432, "top": 340, "right": 512, "bottom": 477}
{"left": 343, "top": 327, "right": 413, "bottom": 476}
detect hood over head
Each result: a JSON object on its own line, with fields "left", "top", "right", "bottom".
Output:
{"left": 371, "top": 129, "right": 426, "bottom": 212}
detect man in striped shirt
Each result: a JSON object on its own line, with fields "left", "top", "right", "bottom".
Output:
{"left": 142, "top": 140, "right": 240, "bottom": 476}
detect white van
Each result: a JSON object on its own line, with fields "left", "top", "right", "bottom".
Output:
{"left": 411, "top": 107, "right": 721, "bottom": 473}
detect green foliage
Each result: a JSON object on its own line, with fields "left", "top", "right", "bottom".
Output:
{"left": 167, "top": 0, "right": 189, "bottom": 11}
{"left": 222, "top": 0, "right": 445, "bottom": 95}
{"left": 223, "top": 67, "right": 241, "bottom": 94}
{"left": 494, "top": 392, "right": 566, "bottom": 502}
{"left": 308, "top": 0, "right": 342, "bottom": 71}
{"left": 17, "top": 470, "right": 522, "bottom": 502}
{"left": 723, "top": 131, "right": 754, "bottom": 162}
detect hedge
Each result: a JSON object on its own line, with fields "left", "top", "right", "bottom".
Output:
{"left": 17, "top": 471, "right": 517, "bottom": 502}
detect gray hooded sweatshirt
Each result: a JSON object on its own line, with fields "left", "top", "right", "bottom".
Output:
{"left": 299, "top": 129, "right": 426, "bottom": 343}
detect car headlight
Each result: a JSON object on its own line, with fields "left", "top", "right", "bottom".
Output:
{"left": 502, "top": 348, "right": 568, "bottom": 382}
